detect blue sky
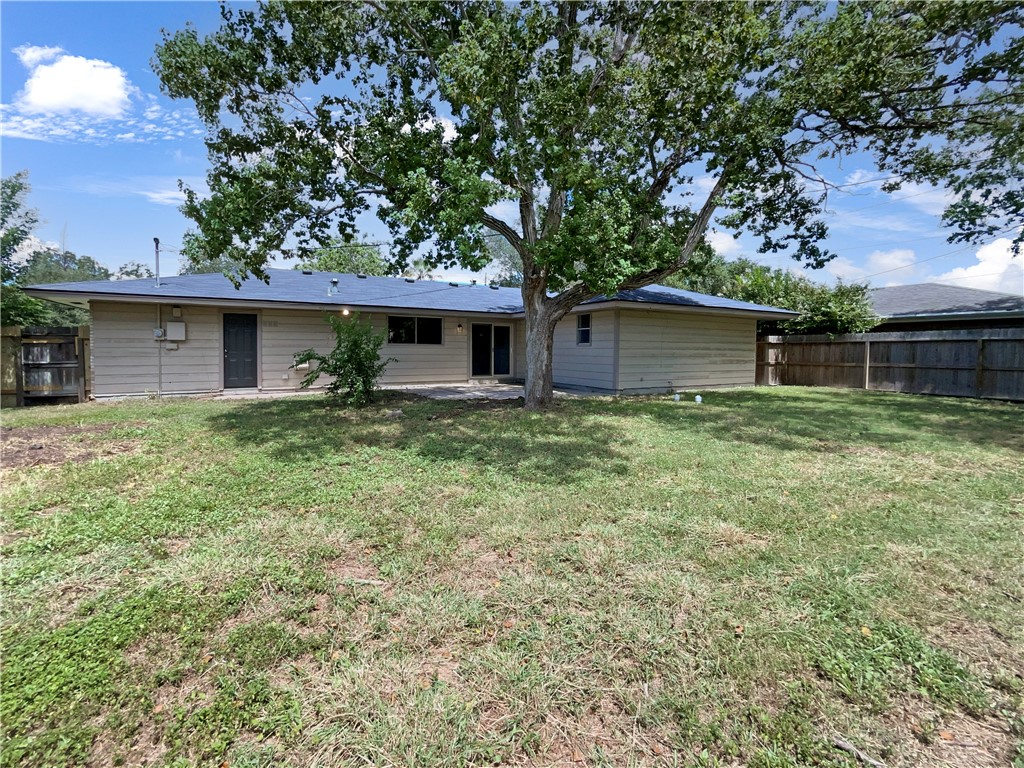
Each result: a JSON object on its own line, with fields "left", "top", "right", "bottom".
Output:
{"left": 2, "top": 1, "right": 1021, "bottom": 294}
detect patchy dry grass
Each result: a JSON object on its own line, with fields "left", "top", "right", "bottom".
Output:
{"left": 1, "top": 387, "right": 1022, "bottom": 767}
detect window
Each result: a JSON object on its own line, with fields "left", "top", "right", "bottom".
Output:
{"left": 576, "top": 313, "right": 592, "bottom": 345}
{"left": 388, "top": 316, "right": 416, "bottom": 344}
{"left": 387, "top": 316, "right": 443, "bottom": 345}
{"left": 416, "top": 317, "right": 443, "bottom": 344}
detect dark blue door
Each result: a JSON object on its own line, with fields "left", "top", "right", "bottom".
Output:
{"left": 224, "top": 313, "right": 258, "bottom": 388}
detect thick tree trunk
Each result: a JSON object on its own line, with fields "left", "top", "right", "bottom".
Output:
{"left": 522, "top": 284, "right": 561, "bottom": 410}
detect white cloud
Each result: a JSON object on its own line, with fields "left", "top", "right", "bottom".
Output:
{"left": 138, "top": 187, "right": 187, "bottom": 206}
{"left": 930, "top": 237, "right": 1024, "bottom": 293}
{"left": 1, "top": 44, "right": 202, "bottom": 144}
{"left": 17, "top": 53, "right": 137, "bottom": 117}
{"left": 11, "top": 234, "right": 60, "bottom": 262}
{"left": 14, "top": 44, "right": 64, "bottom": 68}
{"left": 706, "top": 229, "right": 741, "bottom": 257}
{"left": 829, "top": 209, "right": 929, "bottom": 234}
{"left": 824, "top": 248, "right": 918, "bottom": 283}
{"left": 867, "top": 248, "right": 916, "bottom": 273}
{"left": 69, "top": 175, "right": 205, "bottom": 207}
{"left": 896, "top": 181, "right": 954, "bottom": 217}
{"left": 824, "top": 256, "right": 866, "bottom": 281}
{"left": 400, "top": 116, "right": 457, "bottom": 143}
{"left": 485, "top": 199, "right": 521, "bottom": 226}
{"left": 841, "top": 168, "right": 953, "bottom": 218}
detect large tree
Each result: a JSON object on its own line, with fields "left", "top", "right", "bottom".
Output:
{"left": 1, "top": 172, "right": 46, "bottom": 326}
{"left": 669, "top": 255, "right": 877, "bottom": 335}
{"left": 156, "top": 1, "right": 1022, "bottom": 408}
{"left": 18, "top": 248, "right": 113, "bottom": 325}
{"left": 294, "top": 238, "right": 394, "bottom": 276}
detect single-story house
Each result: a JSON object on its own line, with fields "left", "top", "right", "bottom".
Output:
{"left": 870, "top": 283, "right": 1024, "bottom": 331}
{"left": 25, "top": 269, "right": 797, "bottom": 398}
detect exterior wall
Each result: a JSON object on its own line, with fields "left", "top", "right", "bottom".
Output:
{"left": 551, "top": 310, "right": 617, "bottom": 390}
{"left": 514, "top": 321, "right": 527, "bottom": 380}
{"left": 260, "top": 309, "right": 336, "bottom": 390}
{"left": 91, "top": 301, "right": 524, "bottom": 396}
{"left": 616, "top": 309, "right": 757, "bottom": 392}
{"left": 91, "top": 301, "right": 220, "bottom": 396}
{"left": 374, "top": 314, "right": 471, "bottom": 385}
{"left": 90, "top": 299, "right": 758, "bottom": 397}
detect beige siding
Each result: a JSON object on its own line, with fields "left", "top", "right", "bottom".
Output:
{"left": 373, "top": 314, "right": 471, "bottom": 385}
{"left": 91, "top": 302, "right": 534, "bottom": 395}
{"left": 261, "top": 311, "right": 481, "bottom": 389}
{"left": 617, "top": 309, "right": 757, "bottom": 391}
{"left": 551, "top": 310, "right": 616, "bottom": 390}
{"left": 91, "top": 301, "right": 220, "bottom": 396}
{"left": 260, "top": 309, "right": 336, "bottom": 390}
{"left": 514, "top": 322, "right": 527, "bottom": 379}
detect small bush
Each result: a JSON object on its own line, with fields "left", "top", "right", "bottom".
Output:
{"left": 292, "top": 313, "right": 391, "bottom": 406}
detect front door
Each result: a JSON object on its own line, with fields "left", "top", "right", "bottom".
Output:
{"left": 223, "top": 313, "right": 258, "bottom": 388}
{"left": 470, "top": 323, "right": 512, "bottom": 377}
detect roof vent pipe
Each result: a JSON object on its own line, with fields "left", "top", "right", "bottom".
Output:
{"left": 153, "top": 237, "right": 161, "bottom": 288}
{"left": 328, "top": 278, "right": 338, "bottom": 296}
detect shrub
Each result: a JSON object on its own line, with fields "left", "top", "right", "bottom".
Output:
{"left": 292, "top": 313, "right": 391, "bottom": 406}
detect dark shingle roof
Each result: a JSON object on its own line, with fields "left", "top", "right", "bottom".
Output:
{"left": 27, "top": 268, "right": 797, "bottom": 317}
{"left": 595, "top": 285, "right": 796, "bottom": 314}
{"left": 870, "top": 283, "right": 1024, "bottom": 318}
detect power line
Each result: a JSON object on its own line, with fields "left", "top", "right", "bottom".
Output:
{"left": 858, "top": 227, "right": 1017, "bottom": 280}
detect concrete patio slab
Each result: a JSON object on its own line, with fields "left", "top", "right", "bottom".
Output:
{"left": 395, "top": 383, "right": 526, "bottom": 400}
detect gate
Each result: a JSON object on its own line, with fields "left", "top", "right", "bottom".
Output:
{"left": 1, "top": 326, "right": 91, "bottom": 407}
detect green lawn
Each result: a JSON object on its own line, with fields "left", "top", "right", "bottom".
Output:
{"left": 1, "top": 387, "right": 1022, "bottom": 768}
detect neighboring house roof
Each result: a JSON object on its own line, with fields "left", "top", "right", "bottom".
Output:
{"left": 870, "top": 283, "right": 1024, "bottom": 321}
{"left": 26, "top": 268, "right": 798, "bottom": 318}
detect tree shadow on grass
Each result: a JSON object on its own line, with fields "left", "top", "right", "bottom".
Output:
{"left": 628, "top": 387, "right": 1024, "bottom": 455}
{"left": 203, "top": 394, "right": 632, "bottom": 485}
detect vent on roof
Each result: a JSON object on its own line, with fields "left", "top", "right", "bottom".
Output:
{"left": 489, "top": 284, "right": 499, "bottom": 290}
{"left": 471, "top": 280, "right": 477, "bottom": 285}
{"left": 302, "top": 269, "right": 313, "bottom": 275}
{"left": 449, "top": 281, "right": 458, "bottom": 287}
{"left": 405, "top": 278, "right": 415, "bottom": 283}
{"left": 356, "top": 273, "right": 367, "bottom": 279}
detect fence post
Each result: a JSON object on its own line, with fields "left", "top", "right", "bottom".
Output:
{"left": 863, "top": 340, "right": 871, "bottom": 390}
{"left": 975, "top": 338, "right": 986, "bottom": 397}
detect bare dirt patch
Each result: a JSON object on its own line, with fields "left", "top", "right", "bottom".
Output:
{"left": 1, "top": 423, "right": 141, "bottom": 469}
{"left": 878, "top": 697, "right": 1017, "bottom": 768}
{"left": 325, "top": 550, "right": 385, "bottom": 586}
{"left": 89, "top": 652, "right": 215, "bottom": 768}
{"left": 448, "top": 537, "right": 522, "bottom": 597}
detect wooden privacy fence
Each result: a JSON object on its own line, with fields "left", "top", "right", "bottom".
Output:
{"left": 1, "top": 326, "right": 91, "bottom": 407}
{"left": 757, "top": 329, "right": 1024, "bottom": 401}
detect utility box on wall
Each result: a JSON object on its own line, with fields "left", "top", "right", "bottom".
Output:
{"left": 165, "top": 322, "right": 187, "bottom": 341}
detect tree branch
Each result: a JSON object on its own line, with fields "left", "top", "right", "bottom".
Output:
{"left": 480, "top": 212, "right": 525, "bottom": 255}
{"left": 620, "top": 170, "right": 731, "bottom": 291}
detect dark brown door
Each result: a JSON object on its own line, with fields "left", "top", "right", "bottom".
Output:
{"left": 471, "top": 323, "right": 492, "bottom": 377}
{"left": 223, "top": 313, "right": 258, "bottom": 388}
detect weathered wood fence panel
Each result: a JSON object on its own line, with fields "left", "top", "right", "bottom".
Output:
{"left": 756, "top": 329, "right": 1024, "bottom": 401}
{"left": 0, "top": 326, "right": 91, "bottom": 407}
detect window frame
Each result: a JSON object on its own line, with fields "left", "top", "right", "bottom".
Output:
{"left": 576, "top": 313, "right": 592, "bottom": 346}
{"left": 387, "top": 315, "right": 444, "bottom": 345}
